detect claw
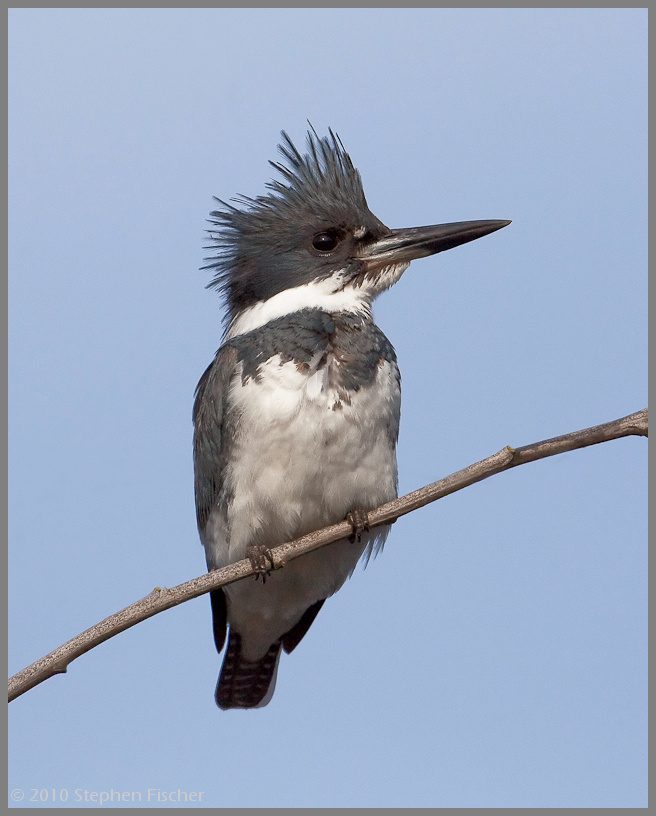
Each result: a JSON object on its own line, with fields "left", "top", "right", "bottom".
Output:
{"left": 247, "top": 543, "right": 276, "bottom": 581}
{"left": 346, "top": 508, "right": 370, "bottom": 543}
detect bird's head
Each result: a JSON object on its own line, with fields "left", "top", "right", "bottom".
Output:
{"left": 204, "top": 127, "right": 510, "bottom": 337}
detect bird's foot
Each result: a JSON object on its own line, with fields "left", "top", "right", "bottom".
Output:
{"left": 247, "top": 543, "right": 276, "bottom": 582}
{"left": 346, "top": 508, "right": 371, "bottom": 543}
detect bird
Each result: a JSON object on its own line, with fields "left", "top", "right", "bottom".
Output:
{"left": 193, "top": 126, "right": 510, "bottom": 710}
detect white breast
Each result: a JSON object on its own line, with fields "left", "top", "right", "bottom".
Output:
{"left": 226, "top": 352, "right": 399, "bottom": 557}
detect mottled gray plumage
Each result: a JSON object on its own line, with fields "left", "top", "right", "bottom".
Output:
{"left": 194, "top": 126, "right": 510, "bottom": 709}
{"left": 194, "top": 308, "right": 398, "bottom": 535}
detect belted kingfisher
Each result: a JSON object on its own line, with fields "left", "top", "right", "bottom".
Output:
{"left": 193, "top": 127, "right": 509, "bottom": 710}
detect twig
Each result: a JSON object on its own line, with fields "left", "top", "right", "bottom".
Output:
{"left": 8, "top": 408, "right": 647, "bottom": 703}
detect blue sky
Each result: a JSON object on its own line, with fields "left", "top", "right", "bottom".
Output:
{"left": 8, "top": 8, "right": 646, "bottom": 809}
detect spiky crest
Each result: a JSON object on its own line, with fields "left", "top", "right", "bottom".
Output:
{"left": 202, "top": 126, "right": 379, "bottom": 326}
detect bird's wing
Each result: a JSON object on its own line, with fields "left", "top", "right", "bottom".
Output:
{"left": 193, "top": 344, "right": 240, "bottom": 656}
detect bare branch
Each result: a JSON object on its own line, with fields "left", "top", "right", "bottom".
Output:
{"left": 8, "top": 408, "right": 647, "bottom": 703}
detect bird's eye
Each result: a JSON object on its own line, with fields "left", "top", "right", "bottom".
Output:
{"left": 312, "top": 232, "right": 339, "bottom": 252}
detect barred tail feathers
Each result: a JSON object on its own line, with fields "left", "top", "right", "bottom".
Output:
{"left": 215, "top": 631, "right": 282, "bottom": 710}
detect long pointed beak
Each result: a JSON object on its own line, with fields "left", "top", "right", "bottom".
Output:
{"left": 359, "top": 219, "right": 511, "bottom": 269}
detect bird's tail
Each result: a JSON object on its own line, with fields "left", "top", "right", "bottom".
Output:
{"left": 215, "top": 630, "right": 282, "bottom": 710}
